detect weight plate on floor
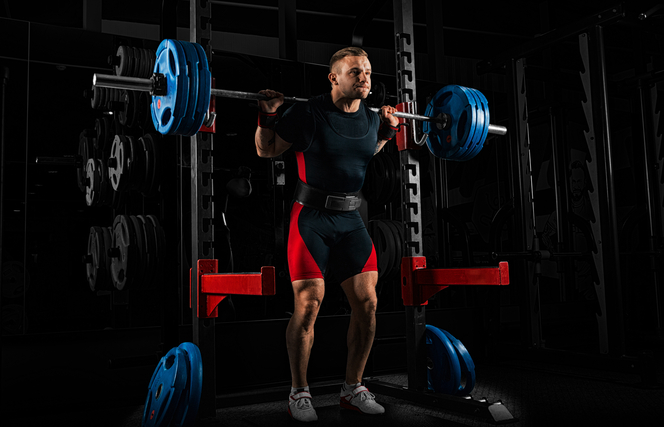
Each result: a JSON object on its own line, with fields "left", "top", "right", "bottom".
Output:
{"left": 141, "top": 346, "right": 189, "bottom": 427}
{"left": 425, "top": 324, "right": 462, "bottom": 395}
{"left": 151, "top": 39, "right": 190, "bottom": 135}
{"left": 440, "top": 329, "right": 476, "bottom": 395}
{"left": 170, "top": 342, "right": 203, "bottom": 427}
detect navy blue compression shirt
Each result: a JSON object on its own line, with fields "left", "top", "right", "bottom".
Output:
{"left": 275, "top": 93, "right": 380, "bottom": 193}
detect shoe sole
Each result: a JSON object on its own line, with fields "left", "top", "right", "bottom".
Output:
{"left": 288, "top": 405, "right": 318, "bottom": 422}
{"left": 340, "top": 399, "right": 385, "bottom": 415}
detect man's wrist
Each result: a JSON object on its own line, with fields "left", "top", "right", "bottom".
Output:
{"left": 258, "top": 111, "right": 278, "bottom": 129}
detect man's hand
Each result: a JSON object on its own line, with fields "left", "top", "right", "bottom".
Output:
{"left": 258, "top": 89, "right": 284, "bottom": 113}
{"left": 379, "top": 105, "right": 399, "bottom": 128}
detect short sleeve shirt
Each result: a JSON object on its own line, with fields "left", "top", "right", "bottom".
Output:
{"left": 275, "top": 93, "right": 380, "bottom": 193}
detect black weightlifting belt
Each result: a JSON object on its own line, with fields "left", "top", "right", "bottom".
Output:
{"left": 294, "top": 180, "right": 361, "bottom": 212}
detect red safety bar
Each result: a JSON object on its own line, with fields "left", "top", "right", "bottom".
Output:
{"left": 395, "top": 102, "right": 424, "bottom": 151}
{"left": 401, "top": 257, "right": 509, "bottom": 306}
{"left": 190, "top": 259, "right": 276, "bottom": 318}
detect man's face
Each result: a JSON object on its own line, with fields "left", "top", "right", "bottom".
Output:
{"left": 329, "top": 56, "right": 372, "bottom": 99}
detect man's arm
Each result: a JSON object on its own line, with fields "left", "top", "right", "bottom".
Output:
{"left": 255, "top": 127, "right": 292, "bottom": 158}
{"left": 254, "top": 89, "right": 293, "bottom": 158}
{"left": 375, "top": 105, "right": 399, "bottom": 155}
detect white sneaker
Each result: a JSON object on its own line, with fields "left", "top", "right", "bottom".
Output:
{"left": 340, "top": 384, "right": 385, "bottom": 415}
{"left": 288, "top": 390, "right": 318, "bottom": 422}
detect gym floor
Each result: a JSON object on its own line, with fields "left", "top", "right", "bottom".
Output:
{"left": 4, "top": 353, "right": 663, "bottom": 427}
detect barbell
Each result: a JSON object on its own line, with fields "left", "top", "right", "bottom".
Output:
{"left": 92, "top": 39, "right": 507, "bottom": 161}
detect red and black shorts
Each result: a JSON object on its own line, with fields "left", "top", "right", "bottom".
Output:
{"left": 287, "top": 202, "right": 377, "bottom": 283}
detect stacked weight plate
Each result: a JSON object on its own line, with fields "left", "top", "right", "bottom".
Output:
{"left": 86, "top": 226, "right": 114, "bottom": 292}
{"left": 142, "top": 342, "right": 202, "bottom": 427}
{"left": 108, "top": 214, "right": 166, "bottom": 291}
{"left": 107, "top": 133, "right": 162, "bottom": 197}
{"left": 423, "top": 85, "right": 490, "bottom": 161}
{"left": 151, "top": 39, "right": 211, "bottom": 136}
{"left": 426, "top": 325, "right": 476, "bottom": 396}
{"left": 362, "top": 151, "right": 400, "bottom": 206}
{"left": 369, "top": 219, "right": 404, "bottom": 281}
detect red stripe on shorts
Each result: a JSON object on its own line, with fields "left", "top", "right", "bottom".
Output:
{"left": 288, "top": 202, "right": 323, "bottom": 281}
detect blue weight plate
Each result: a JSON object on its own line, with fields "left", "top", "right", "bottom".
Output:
{"left": 151, "top": 39, "right": 190, "bottom": 135}
{"left": 174, "top": 40, "right": 199, "bottom": 136}
{"left": 441, "top": 330, "right": 476, "bottom": 395}
{"left": 460, "top": 87, "right": 489, "bottom": 161}
{"left": 171, "top": 342, "right": 203, "bottom": 427}
{"left": 425, "top": 324, "right": 461, "bottom": 394}
{"left": 466, "top": 87, "right": 490, "bottom": 161}
{"left": 424, "top": 86, "right": 475, "bottom": 161}
{"left": 454, "top": 85, "right": 481, "bottom": 161}
{"left": 142, "top": 346, "right": 189, "bottom": 427}
{"left": 455, "top": 86, "right": 484, "bottom": 161}
{"left": 187, "top": 41, "right": 212, "bottom": 136}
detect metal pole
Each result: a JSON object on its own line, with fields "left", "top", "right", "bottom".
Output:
{"left": 91, "top": 73, "right": 508, "bottom": 135}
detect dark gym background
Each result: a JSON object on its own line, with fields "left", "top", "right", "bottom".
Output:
{"left": 1, "top": 1, "right": 663, "bottom": 426}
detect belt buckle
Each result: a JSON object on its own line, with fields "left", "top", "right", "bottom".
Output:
{"left": 325, "top": 195, "right": 361, "bottom": 211}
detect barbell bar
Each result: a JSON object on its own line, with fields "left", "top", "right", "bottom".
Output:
{"left": 92, "top": 73, "right": 507, "bottom": 136}
{"left": 92, "top": 39, "right": 507, "bottom": 160}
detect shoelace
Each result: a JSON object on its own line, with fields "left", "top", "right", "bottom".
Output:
{"left": 356, "top": 390, "right": 376, "bottom": 402}
{"left": 294, "top": 397, "right": 313, "bottom": 410}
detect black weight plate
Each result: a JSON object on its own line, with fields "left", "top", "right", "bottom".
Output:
{"left": 144, "top": 134, "right": 161, "bottom": 197}
{"left": 125, "top": 136, "right": 145, "bottom": 190}
{"left": 110, "top": 185, "right": 126, "bottom": 211}
{"left": 108, "top": 135, "right": 125, "bottom": 192}
{"left": 111, "top": 215, "right": 138, "bottom": 291}
{"left": 138, "top": 215, "right": 156, "bottom": 289}
{"left": 97, "top": 158, "right": 113, "bottom": 207}
{"left": 1, "top": 261, "right": 28, "bottom": 299}
{"left": 383, "top": 220, "right": 401, "bottom": 279}
{"left": 115, "top": 46, "right": 127, "bottom": 76}
{"left": 371, "top": 220, "right": 392, "bottom": 280}
{"left": 78, "top": 131, "right": 92, "bottom": 193}
{"left": 87, "top": 226, "right": 112, "bottom": 292}
{"left": 85, "top": 158, "right": 100, "bottom": 207}
{"left": 130, "top": 215, "right": 147, "bottom": 289}
{"left": 146, "top": 215, "right": 166, "bottom": 279}
{"left": 137, "top": 136, "right": 152, "bottom": 195}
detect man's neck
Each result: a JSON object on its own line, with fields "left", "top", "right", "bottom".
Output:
{"left": 330, "top": 90, "right": 362, "bottom": 113}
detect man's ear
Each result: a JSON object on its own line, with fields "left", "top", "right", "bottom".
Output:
{"left": 328, "top": 72, "right": 337, "bottom": 85}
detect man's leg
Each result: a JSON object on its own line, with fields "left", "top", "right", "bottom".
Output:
{"left": 340, "top": 271, "right": 378, "bottom": 384}
{"left": 339, "top": 271, "right": 384, "bottom": 414}
{"left": 286, "top": 278, "right": 325, "bottom": 388}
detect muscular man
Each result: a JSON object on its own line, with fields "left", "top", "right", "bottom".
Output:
{"left": 254, "top": 47, "right": 399, "bottom": 422}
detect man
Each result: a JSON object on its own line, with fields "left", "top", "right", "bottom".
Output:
{"left": 254, "top": 46, "right": 399, "bottom": 422}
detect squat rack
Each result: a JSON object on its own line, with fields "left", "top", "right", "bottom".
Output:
{"left": 183, "top": 0, "right": 516, "bottom": 423}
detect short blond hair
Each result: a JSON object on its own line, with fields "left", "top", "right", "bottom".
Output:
{"left": 329, "top": 47, "right": 368, "bottom": 73}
